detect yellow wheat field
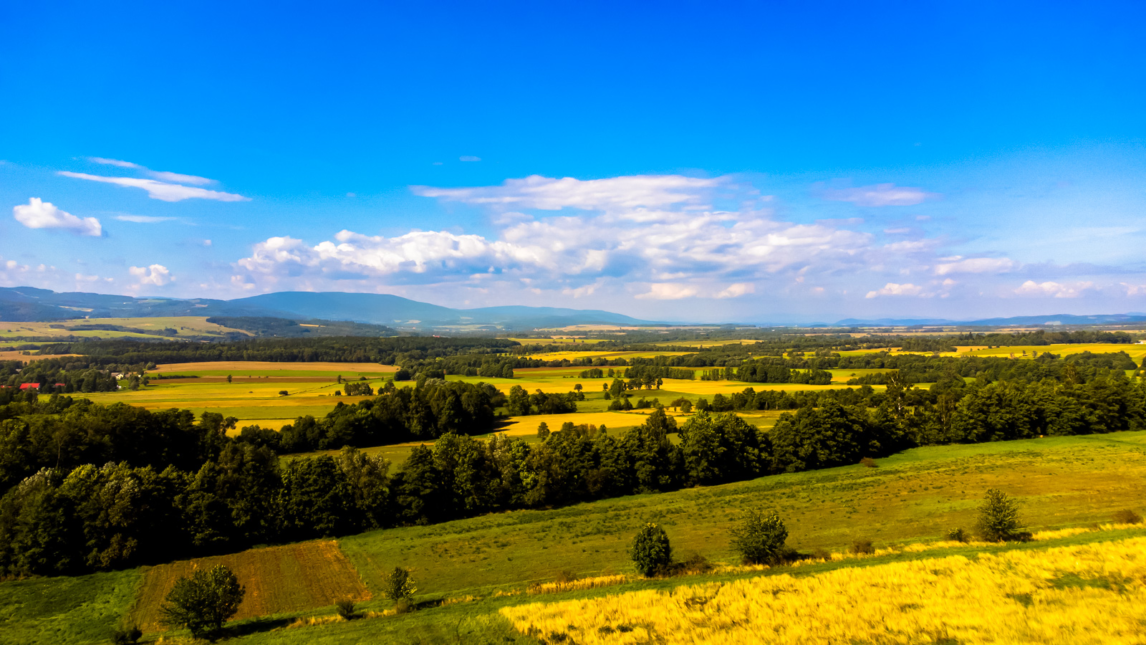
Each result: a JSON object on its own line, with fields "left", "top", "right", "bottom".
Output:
{"left": 501, "top": 537, "right": 1146, "bottom": 645}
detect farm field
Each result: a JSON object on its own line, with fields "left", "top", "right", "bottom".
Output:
{"left": 128, "top": 541, "right": 369, "bottom": 633}
{"left": 0, "top": 316, "right": 249, "bottom": 340}
{"left": 502, "top": 536, "right": 1146, "bottom": 644}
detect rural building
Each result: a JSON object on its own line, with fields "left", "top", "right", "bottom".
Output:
{"left": 18, "top": 383, "right": 40, "bottom": 390}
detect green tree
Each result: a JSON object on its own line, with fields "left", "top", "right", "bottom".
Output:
{"left": 730, "top": 510, "right": 788, "bottom": 564}
{"left": 226, "top": 374, "right": 232, "bottom": 384}
{"left": 976, "top": 488, "right": 1027, "bottom": 541}
{"left": 383, "top": 566, "right": 417, "bottom": 602}
{"left": 160, "top": 564, "right": 245, "bottom": 640}
{"left": 537, "top": 421, "right": 550, "bottom": 441}
{"left": 629, "top": 522, "right": 672, "bottom": 577}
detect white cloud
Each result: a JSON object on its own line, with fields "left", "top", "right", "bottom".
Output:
{"left": 88, "top": 157, "right": 142, "bottom": 169}
{"left": 1014, "top": 280, "right": 1093, "bottom": 298}
{"left": 934, "top": 256, "right": 1016, "bottom": 275}
{"left": 114, "top": 214, "right": 177, "bottom": 223}
{"left": 413, "top": 174, "right": 723, "bottom": 211}
{"left": 12, "top": 198, "right": 102, "bottom": 236}
{"left": 89, "top": 157, "right": 213, "bottom": 185}
{"left": 714, "top": 283, "right": 755, "bottom": 299}
{"left": 129, "top": 264, "right": 172, "bottom": 286}
{"left": 636, "top": 283, "right": 699, "bottom": 300}
{"left": 823, "top": 183, "right": 939, "bottom": 207}
{"left": 147, "top": 170, "right": 213, "bottom": 186}
{"left": 75, "top": 273, "right": 100, "bottom": 283}
{"left": 866, "top": 283, "right": 925, "bottom": 298}
{"left": 459, "top": 156, "right": 482, "bottom": 162}
{"left": 229, "top": 174, "right": 979, "bottom": 302}
{"left": 59, "top": 172, "right": 247, "bottom": 202}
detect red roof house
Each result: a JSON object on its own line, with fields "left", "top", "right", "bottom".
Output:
{"left": 19, "top": 383, "right": 40, "bottom": 390}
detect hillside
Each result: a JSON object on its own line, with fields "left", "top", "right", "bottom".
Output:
{"left": 3, "top": 431, "right": 1145, "bottom": 644}
{"left": 0, "top": 287, "right": 652, "bottom": 330}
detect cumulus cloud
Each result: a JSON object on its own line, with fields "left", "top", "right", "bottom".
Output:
{"left": 866, "top": 283, "right": 925, "bottom": 298}
{"left": 12, "top": 198, "right": 102, "bottom": 236}
{"left": 1014, "top": 280, "right": 1093, "bottom": 298}
{"left": 715, "top": 283, "right": 755, "bottom": 299}
{"left": 636, "top": 283, "right": 699, "bottom": 300}
{"left": 934, "top": 256, "right": 1016, "bottom": 275}
{"left": 230, "top": 173, "right": 980, "bottom": 302}
{"left": 129, "top": 264, "right": 172, "bottom": 286}
{"left": 59, "top": 172, "right": 247, "bottom": 202}
{"left": 822, "top": 183, "right": 939, "bottom": 207}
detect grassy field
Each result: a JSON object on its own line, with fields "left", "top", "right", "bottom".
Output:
{"left": 7, "top": 431, "right": 1146, "bottom": 644}
{"left": 0, "top": 569, "right": 141, "bottom": 645}
{"left": 0, "top": 316, "right": 249, "bottom": 341}
{"left": 128, "top": 541, "right": 369, "bottom": 633}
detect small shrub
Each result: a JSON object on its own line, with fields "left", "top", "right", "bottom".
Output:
{"left": 278, "top": 390, "right": 289, "bottom": 396}
{"left": 680, "top": 552, "right": 713, "bottom": 574}
{"left": 335, "top": 598, "right": 357, "bottom": 620}
{"left": 859, "top": 457, "right": 878, "bottom": 468}
{"left": 384, "top": 567, "right": 417, "bottom": 603}
{"left": 947, "top": 527, "right": 970, "bottom": 543}
{"left": 812, "top": 548, "right": 831, "bottom": 561}
{"left": 629, "top": 523, "right": 672, "bottom": 577}
{"left": 393, "top": 598, "right": 411, "bottom": 614}
{"left": 850, "top": 539, "right": 875, "bottom": 555}
{"left": 555, "top": 570, "right": 578, "bottom": 583}
{"left": 730, "top": 511, "right": 788, "bottom": 565}
{"left": 976, "top": 489, "right": 1026, "bottom": 542}
{"left": 111, "top": 626, "right": 142, "bottom": 645}
{"left": 1113, "top": 509, "right": 1143, "bottom": 524}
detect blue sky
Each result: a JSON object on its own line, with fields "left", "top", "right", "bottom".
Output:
{"left": 2, "top": 1, "right": 1145, "bottom": 323}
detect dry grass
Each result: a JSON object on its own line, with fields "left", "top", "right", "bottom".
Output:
{"left": 129, "top": 540, "right": 370, "bottom": 632}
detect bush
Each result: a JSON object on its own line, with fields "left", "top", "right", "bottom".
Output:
{"left": 629, "top": 523, "right": 672, "bottom": 577}
{"left": 812, "top": 548, "right": 831, "bottom": 561}
{"left": 849, "top": 539, "right": 875, "bottom": 555}
{"left": 680, "top": 552, "right": 713, "bottom": 574}
{"left": 555, "top": 569, "right": 578, "bottom": 583}
{"left": 976, "top": 489, "right": 1028, "bottom": 542}
{"left": 335, "top": 598, "right": 357, "bottom": 620}
{"left": 159, "top": 564, "right": 245, "bottom": 640}
{"left": 947, "top": 527, "right": 970, "bottom": 543}
{"left": 1113, "top": 509, "right": 1143, "bottom": 524}
{"left": 730, "top": 511, "right": 788, "bottom": 564}
{"left": 278, "top": 390, "right": 289, "bottom": 396}
{"left": 111, "top": 626, "right": 142, "bottom": 645}
{"left": 859, "top": 457, "right": 877, "bottom": 468}
{"left": 384, "top": 567, "right": 416, "bottom": 603}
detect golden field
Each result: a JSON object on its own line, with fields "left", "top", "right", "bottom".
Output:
{"left": 502, "top": 536, "right": 1146, "bottom": 645}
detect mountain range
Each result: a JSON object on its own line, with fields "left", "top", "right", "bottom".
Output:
{"left": 0, "top": 287, "right": 651, "bottom": 330}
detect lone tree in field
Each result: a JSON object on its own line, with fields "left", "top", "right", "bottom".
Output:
{"left": 537, "top": 421, "right": 550, "bottom": 441}
{"left": 730, "top": 511, "right": 788, "bottom": 564}
{"left": 976, "top": 489, "right": 1027, "bottom": 542}
{"left": 160, "top": 565, "right": 245, "bottom": 640}
{"left": 384, "top": 566, "right": 417, "bottom": 603}
{"left": 630, "top": 523, "right": 672, "bottom": 577}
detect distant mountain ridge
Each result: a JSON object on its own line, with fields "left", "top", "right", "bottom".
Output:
{"left": 0, "top": 287, "right": 652, "bottom": 330}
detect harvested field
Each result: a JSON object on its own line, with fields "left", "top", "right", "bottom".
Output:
{"left": 129, "top": 540, "right": 369, "bottom": 631}
{"left": 152, "top": 361, "right": 397, "bottom": 374}
{"left": 0, "top": 351, "right": 82, "bottom": 362}
{"left": 497, "top": 411, "right": 644, "bottom": 436}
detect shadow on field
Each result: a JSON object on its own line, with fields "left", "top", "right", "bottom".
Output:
{"left": 226, "top": 617, "right": 293, "bottom": 638}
